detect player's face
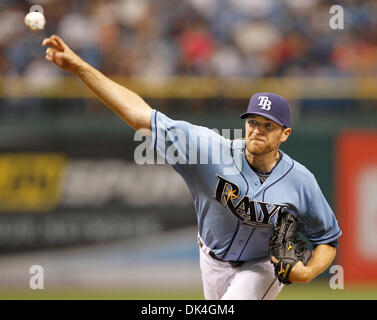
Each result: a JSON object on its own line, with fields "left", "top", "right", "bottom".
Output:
{"left": 245, "top": 115, "right": 291, "bottom": 156}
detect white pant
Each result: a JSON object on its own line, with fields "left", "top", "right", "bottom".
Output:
{"left": 199, "top": 240, "right": 284, "bottom": 300}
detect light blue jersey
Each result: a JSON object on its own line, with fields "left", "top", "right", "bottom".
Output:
{"left": 151, "top": 110, "right": 342, "bottom": 262}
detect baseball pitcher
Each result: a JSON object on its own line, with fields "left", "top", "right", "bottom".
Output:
{"left": 43, "top": 35, "right": 342, "bottom": 300}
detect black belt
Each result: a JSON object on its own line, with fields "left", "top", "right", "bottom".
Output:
{"left": 198, "top": 239, "right": 244, "bottom": 268}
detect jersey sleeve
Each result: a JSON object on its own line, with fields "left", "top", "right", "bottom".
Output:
{"left": 299, "top": 174, "right": 342, "bottom": 247}
{"left": 150, "top": 109, "right": 229, "bottom": 167}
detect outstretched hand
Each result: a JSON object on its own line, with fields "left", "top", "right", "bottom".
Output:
{"left": 42, "top": 34, "right": 84, "bottom": 74}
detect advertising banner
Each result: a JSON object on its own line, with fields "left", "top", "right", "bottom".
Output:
{"left": 336, "top": 131, "right": 377, "bottom": 283}
{"left": 0, "top": 153, "right": 194, "bottom": 253}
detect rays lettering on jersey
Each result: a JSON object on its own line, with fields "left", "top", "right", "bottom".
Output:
{"left": 213, "top": 175, "right": 286, "bottom": 227}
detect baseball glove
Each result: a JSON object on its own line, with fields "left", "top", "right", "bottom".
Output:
{"left": 269, "top": 207, "right": 312, "bottom": 284}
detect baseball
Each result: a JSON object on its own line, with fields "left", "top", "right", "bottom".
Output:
{"left": 24, "top": 11, "right": 46, "bottom": 31}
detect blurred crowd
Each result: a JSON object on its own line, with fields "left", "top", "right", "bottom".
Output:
{"left": 1, "top": 0, "right": 377, "bottom": 80}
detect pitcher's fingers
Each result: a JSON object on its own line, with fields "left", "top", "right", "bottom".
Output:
{"left": 50, "top": 38, "right": 61, "bottom": 50}
{"left": 45, "top": 49, "right": 53, "bottom": 62}
{"left": 45, "top": 53, "right": 53, "bottom": 62}
{"left": 51, "top": 34, "right": 67, "bottom": 50}
{"left": 42, "top": 37, "right": 57, "bottom": 48}
{"left": 42, "top": 37, "right": 51, "bottom": 47}
{"left": 45, "top": 47, "right": 58, "bottom": 56}
{"left": 45, "top": 47, "right": 60, "bottom": 62}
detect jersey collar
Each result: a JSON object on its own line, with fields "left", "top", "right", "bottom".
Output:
{"left": 238, "top": 142, "right": 294, "bottom": 197}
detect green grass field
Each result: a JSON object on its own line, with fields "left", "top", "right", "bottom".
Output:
{"left": 277, "top": 282, "right": 377, "bottom": 300}
{"left": 1, "top": 282, "right": 376, "bottom": 300}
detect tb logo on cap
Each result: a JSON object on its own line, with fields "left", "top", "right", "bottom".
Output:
{"left": 257, "top": 96, "right": 272, "bottom": 111}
